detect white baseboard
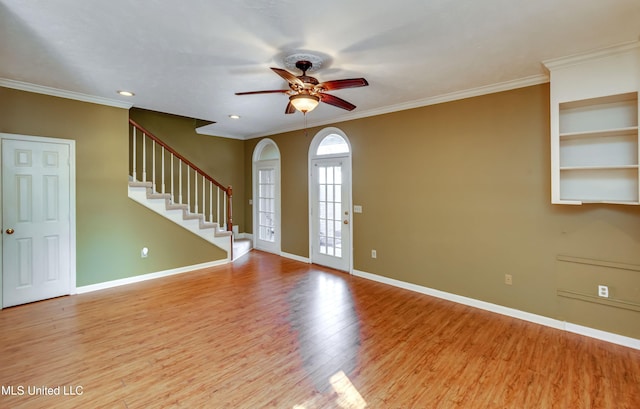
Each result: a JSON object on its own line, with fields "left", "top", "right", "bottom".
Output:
{"left": 281, "top": 252, "right": 310, "bottom": 263}
{"left": 564, "top": 323, "right": 640, "bottom": 350}
{"left": 76, "top": 259, "right": 229, "bottom": 294}
{"left": 352, "top": 269, "right": 640, "bottom": 350}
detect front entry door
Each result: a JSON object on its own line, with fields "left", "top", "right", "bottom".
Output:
{"left": 311, "top": 159, "right": 351, "bottom": 271}
{"left": 2, "top": 137, "right": 73, "bottom": 307}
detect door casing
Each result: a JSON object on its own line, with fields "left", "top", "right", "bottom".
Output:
{"left": 308, "top": 128, "right": 353, "bottom": 273}
{"left": 252, "top": 139, "right": 281, "bottom": 255}
{"left": 0, "top": 133, "right": 76, "bottom": 308}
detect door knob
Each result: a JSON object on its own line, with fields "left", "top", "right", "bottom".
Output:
{"left": 6, "top": 228, "right": 14, "bottom": 235}
{"left": 343, "top": 220, "right": 349, "bottom": 225}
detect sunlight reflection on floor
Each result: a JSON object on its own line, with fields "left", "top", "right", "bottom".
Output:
{"left": 330, "top": 370, "right": 367, "bottom": 409}
{"left": 293, "top": 370, "right": 367, "bottom": 409}
{"left": 289, "top": 270, "right": 366, "bottom": 408}
{"left": 287, "top": 271, "right": 361, "bottom": 393}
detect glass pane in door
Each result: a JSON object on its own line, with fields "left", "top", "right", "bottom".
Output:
{"left": 258, "top": 168, "right": 275, "bottom": 242}
{"left": 318, "top": 164, "right": 342, "bottom": 257}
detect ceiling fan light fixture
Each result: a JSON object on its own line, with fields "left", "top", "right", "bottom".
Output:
{"left": 289, "top": 93, "right": 319, "bottom": 113}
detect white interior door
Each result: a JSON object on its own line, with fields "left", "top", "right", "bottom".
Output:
{"left": 2, "top": 137, "right": 73, "bottom": 307}
{"left": 311, "top": 159, "right": 351, "bottom": 271}
{"left": 254, "top": 161, "right": 280, "bottom": 254}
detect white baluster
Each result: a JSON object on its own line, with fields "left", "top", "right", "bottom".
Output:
{"left": 132, "top": 127, "right": 137, "bottom": 182}
{"left": 223, "top": 189, "right": 227, "bottom": 230}
{"left": 179, "top": 160, "right": 183, "bottom": 204}
{"left": 170, "top": 154, "right": 174, "bottom": 203}
{"left": 152, "top": 140, "right": 156, "bottom": 192}
{"left": 194, "top": 172, "right": 199, "bottom": 214}
{"left": 202, "top": 176, "right": 206, "bottom": 221}
{"left": 161, "top": 147, "right": 165, "bottom": 194}
{"left": 187, "top": 167, "right": 190, "bottom": 213}
{"left": 209, "top": 181, "right": 213, "bottom": 223}
{"left": 142, "top": 133, "right": 147, "bottom": 182}
{"left": 217, "top": 187, "right": 220, "bottom": 225}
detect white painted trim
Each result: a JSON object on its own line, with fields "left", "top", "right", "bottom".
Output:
{"left": 253, "top": 139, "right": 282, "bottom": 255}
{"left": 0, "top": 78, "right": 133, "bottom": 109}
{"left": 280, "top": 252, "right": 310, "bottom": 264}
{"left": 308, "top": 128, "right": 354, "bottom": 273}
{"left": 543, "top": 40, "right": 640, "bottom": 70}
{"left": 244, "top": 74, "right": 549, "bottom": 140}
{"left": 76, "top": 259, "right": 228, "bottom": 294}
{"left": 565, "top": 323, "right": 640, "bottom": 350}
{"left": 235, "top": 233, "right": 253, "bottom": 240}
{"left": 127, "top": 184, "right": 232, "bottom": 256}
{"left": 353, "top": 269, "right": 640, "bottom": 350}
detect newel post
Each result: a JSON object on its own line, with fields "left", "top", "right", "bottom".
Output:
{"left": 226, "top": 186, "right": 233, "bottom": 232}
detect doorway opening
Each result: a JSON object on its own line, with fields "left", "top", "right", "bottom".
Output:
{"left": 309, "top": 128, "right": 352, "bottom": 272}
{"left": 252, "top": 139, "right": 281, "bottom": 255}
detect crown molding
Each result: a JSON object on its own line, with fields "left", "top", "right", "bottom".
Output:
{"left": 0, "top": 78, "right": 133, "bottom": 109}
{"left": 247, "top": 73, "right": 550, "bottom": 139}
{"left": 543, "top": 40, "right": 640, "bottom": 70}
{"left": 2, "top": 72, "right": 549, "bottom": 140}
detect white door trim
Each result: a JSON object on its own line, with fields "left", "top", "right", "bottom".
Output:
{"left": 308, "top": 127, "right": 353, "bottom": 274}
{"left": 252, "top": 139, "right": 281, "bottom": 255}
{"left": 0, "top": 133, "right": 76, "bottom": 309}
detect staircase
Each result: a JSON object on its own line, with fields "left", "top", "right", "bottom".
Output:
{"left": 127, "top": 119, "right": 240, "bottom": 260}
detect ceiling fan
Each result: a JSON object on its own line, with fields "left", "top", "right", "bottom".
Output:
{"left": 235, "top": 60, "right": 369, "bottom": 114}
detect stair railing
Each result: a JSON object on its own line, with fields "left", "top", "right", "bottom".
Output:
{"left": 129, "top": 119, "right": 233, "bottom": 232}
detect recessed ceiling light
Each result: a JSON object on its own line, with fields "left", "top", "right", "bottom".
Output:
{"left": 117, "top": 90, "right": 135, "bottom": 97}
{"left": 229, "top": 114, "right": 240, "bottom": 119}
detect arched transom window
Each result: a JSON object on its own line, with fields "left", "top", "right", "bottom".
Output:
{"left": 316, "top": 133, "right": 350, "bottom": 156}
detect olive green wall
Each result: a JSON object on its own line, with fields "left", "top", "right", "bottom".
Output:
{"left": 130, "top": 108, "right": 245, "bottom": 233}
{"left": 245, "top": 84, "right": 640, "bottom": 339}
{"left": 4, "top": 83, "right": 638, "bottom": 340}
{"left": 0, "top": 88, "right": 227, "bottom": 287}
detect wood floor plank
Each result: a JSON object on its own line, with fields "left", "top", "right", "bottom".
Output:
{"left": 1, "top": 250, "right": 639, "bottom": 408}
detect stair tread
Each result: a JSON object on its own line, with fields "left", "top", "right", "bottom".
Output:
{"left": 166, "top": 203, "right": 188, "bottom": 210}
{"left": 129, "top": 181, "right": 152, "bottom": 188}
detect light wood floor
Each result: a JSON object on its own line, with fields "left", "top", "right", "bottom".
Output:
{"left": 1, "top": 251, "right": 639, "bottom": 408}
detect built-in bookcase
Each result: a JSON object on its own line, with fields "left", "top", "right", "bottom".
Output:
{"left": 558, "top": 93, "right": 639, "bottom": 203}
{"left": 545, "top": 42, "right": 640, "bottom": 205}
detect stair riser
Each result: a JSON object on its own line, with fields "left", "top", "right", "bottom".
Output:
{"left": 128, "top": 185, "right": 231, "bottom": 256}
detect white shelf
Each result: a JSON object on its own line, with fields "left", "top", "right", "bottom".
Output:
{"left": 559, "top": 126, "right": 638, "bottom": 140}
{"left": 560, "top": 165, "right": 639, "bottom": 171}
{"left": 547, "top": 43, "right": 640, "bottom": 205}
{"left": 557, "top": 93, "right": 638, "bottom": 204}
{"left": 559, "top": 167, "right": 639, "bottom": 203}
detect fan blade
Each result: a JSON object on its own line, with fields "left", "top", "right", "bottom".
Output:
{"left": 319, "top": 93, "right": 357, "bottom": 111}
{"left": 318, "top": 78, "right": 368, "bottom": 91}
{"left": 271, "top": 67, "right": 303, "bottom": 87}
{"left": 235, "top": 90, "right": 288, "bottom": 95}
{"left": 285, "top": 101, "right": 296, "bottom": 114}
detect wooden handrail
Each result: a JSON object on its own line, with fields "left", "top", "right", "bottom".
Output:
{"left": 129, "top": 118, "right": 233, "bottom": 231}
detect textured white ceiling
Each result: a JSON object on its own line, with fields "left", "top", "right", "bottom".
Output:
{"left": 1, "top": 0, "right": 639, "bottom": 139}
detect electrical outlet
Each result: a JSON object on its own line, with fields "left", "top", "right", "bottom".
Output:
{"left": 504, "top": 274, "right": 513, "bottom": 285}
{"left": 371, "top": 249, "right": 377, "bottom": 259}
{"left": 598, "top": 285, "right": 609, "bottom": 298}
{"left": 141, "top": 247, "right": 149, "bottom": 258}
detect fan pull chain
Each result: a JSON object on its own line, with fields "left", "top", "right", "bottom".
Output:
{"left": 304, "top": 113, "right": 308, "bottom": 137}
